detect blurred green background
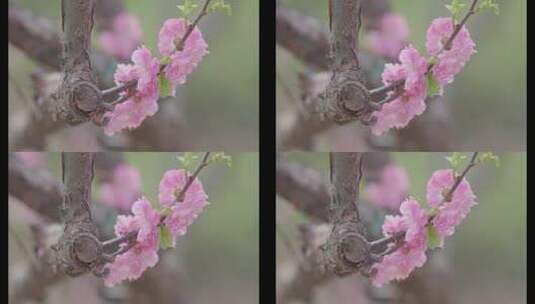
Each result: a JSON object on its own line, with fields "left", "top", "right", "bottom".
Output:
{"left": 277, "top": 152, "right": 526, "bottom": 303}
{"left": 9, "top": 0, "right": 258, "bottom": 150}
{"left": 277, "top": 0, "right": 526, "bottom": 150}
{"left": 9, "top": 152, "right": 259, "bottom": 303}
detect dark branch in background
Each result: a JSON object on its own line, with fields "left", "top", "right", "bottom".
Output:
{"left": 10, "top": 224, "right": 65, "bottom": 304}
{"left": 8, "top": 156, "right": 63, "bottom": 222}
{"left": 276, "top": 156, "right": 330, "bottom": 222}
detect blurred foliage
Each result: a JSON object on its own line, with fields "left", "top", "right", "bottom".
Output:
{"left": 9, "top": 0, "right": 258, "bottom": 150}
{"left": 277, "top": 152, "right": 525, "bottom": 303}
{"left": 9, "top": 152, "right": 258, "bottom": 303}
{"left": 277, "top": 0, "right": 526, "bottom": 150}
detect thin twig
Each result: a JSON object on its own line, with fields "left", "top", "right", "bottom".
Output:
{"left": 444, "top": 152, "right": 478, "bottom": 202}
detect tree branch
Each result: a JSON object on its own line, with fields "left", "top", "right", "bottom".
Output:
{"left": 8, "top": 156, "right": 63, "bottom": 222}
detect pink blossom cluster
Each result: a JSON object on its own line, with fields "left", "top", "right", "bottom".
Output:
{"left": 104, "top": 18, "right": 208, "bottom": 135}
{"left": 159, "top": 169, "right": 209, "bottom": 247}
{"left": 426, "top": 169, "right": 477, "bottom": 246}
{"left": 104, "top": 46, "right": 160, "bottom": 135}
{"left": 104, "top": 169, "right": 209, "bottom": 286}
{"left": 371, "top": 17, "right": 476, "bottom": 135}
{"left": 366, "top": 165, "right": 410, "bottom": 210}
{"left": 371, "top": 169, "right": 476, "bottom": 287}
{"left": 100, "top": 164, "right": 142, "bottom": 212}
{"left": 367, "top": 13, "right": 409, "bottom": 59}
{"left": 104, "top": 198, "right": 160, "bottom": 287}
{"left": 372, "top": 198, "right": 428, "bottom": 287}
{"left": 99, "top": 12, "right": 142, "bottom": 60}
{"left": 158, "top": 19, "right": 209, "bottom": 96}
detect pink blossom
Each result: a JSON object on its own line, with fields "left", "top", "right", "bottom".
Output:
{"left": 105, "top": 198, "right": 160, "bottom": 287}
{"left": 104, "top": 46, "right": 160, "bottom": 135}
{"left": 367, "top": 165, "right": 410, "bottom": 210}
{"left": 163, "top": 197, "right": 209, "bottom": 247}
{"left": 99, "top": 12, "right": 142, "bottom": 60}
{"left": 15, "top": 152, "right": 44, "bottom": 169}
{"left": 100, "top": 164, "right": 142, "bottom": 211}
{"left": 158, "top": 18, "right": 208, "bottom": 95}
{"left": 372, "top": 198, "right": 428, "bottom": 286}
{"left": 158, "top": 169, "right": 209, "bottom": 247}
{"left": 104, "top": 245, "right": 159, "bottom": 287}
{"left": 158, "top": 169, "right": 208, "bottom": 207}
{"left": 367, "top": 13, "right": 409, "bottom": 59}
{"left": 426, "top": 18, "right": 476, "bottom": 86}
{"left": 371, "top": 45, "right": 427, "bottom": 135}
{"left": 426, "top": 169, "right": 477, "bottom": 245}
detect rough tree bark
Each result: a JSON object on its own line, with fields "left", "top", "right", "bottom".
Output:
{"left": 49, "top": 0, "right": 107, "bottom": 125}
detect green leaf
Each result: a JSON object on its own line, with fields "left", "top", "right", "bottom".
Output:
{"left": 177, "top": 152, "right": 200, "bottom": 172}
{"left": 426, "top": 225, "right": 441, "bottom": 249}
{"left": 209, "top": 152, "right": 232, "bottom": 167}
{"left": 177, "top": 0, "right": 199, "bottom": 20}
{"left": 478, "top": 0, "right": 500, "bottom": 15}
{"left": 209, "top": 0, "right": 232, "bottom": 15}
{"left": 446, "top": 152, "right": 468, "bottom": 173}
{"left": 446, "top": 0, "right": 467, "bottom": 22}
{"left": 158, "top": 74, "right": 173, "bottom": 97}
{"left": 477, "top": 152, "right": 500, "bottom": 167}
{"left": 160, "top": 56, "right": 172, "bottom": 66}
{"left": 426, "top": 74, "right": 442, "bottom": 97}
{"left": 159, "top": 226, "right": 174, "bottom": 249}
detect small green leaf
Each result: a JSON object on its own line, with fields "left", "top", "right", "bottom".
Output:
{"left": 177, "top": 0, "right": 199, "bottom": 20}
{"left": 177, "top": 152, "right": 200, "bottom": 172}
{"left": 478, "top": 0, "right": 499, "bottom": 15}
{"left": 159, "top": 226, "right": 174, "bottom": 249}
{"left": 426, "top": 74, "right": 442, "bottom": 97}
{"left": 477, "top": 152, "right": 500, "bottom": 167}
{"left": 446, "top": 0, "right": 467, "bottom": 22}
{"left": 209, "top": 0, "right": 232, "bottom": 15}
{"left": 158, "top": 74, "right": 173, "bottom": 97}
{"left": 209, "top": 152, "right": 232, "bottom": 167}
{"left": 160, "top": 56, "right": 172, "bottom": 66}
{"left": 446, "top": 152, "right": 468, "bottom": 173}
{"left": 426, "top": 225, "right": 441, "bottom": 249}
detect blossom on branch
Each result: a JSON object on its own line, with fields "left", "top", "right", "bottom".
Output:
{"left": 158, "top": 169, "right": 209, "bottom": 246}
{"left": 104, "top": 198, "right": 160, "bottom": 287}
{"left": 372, "top": 45, "right": 428, "bottom": 135}
{"left": 104, "top": 46, "right": 160, "bottom": 135}
{"left": 426, "top": 169, "right": 477, "bottom": 246}
{"left": 372, "top": 198, "right": 428, "bottom": 287}
{"left": 158, "top": 18, "right": 209, "bottom": 95}
{"left": 426, "top": 17, "right": 476, "bottom": 87}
